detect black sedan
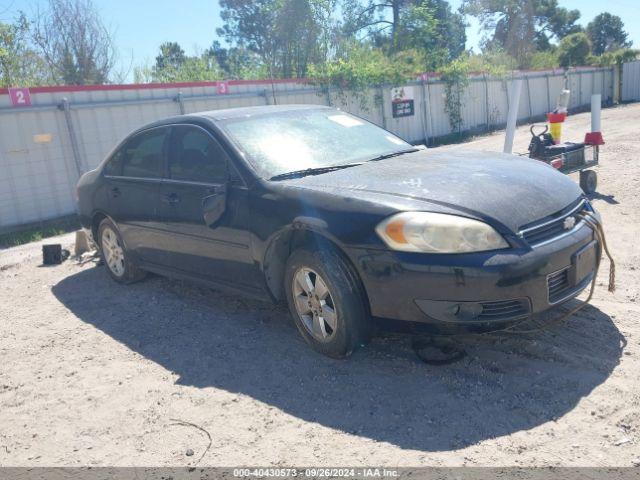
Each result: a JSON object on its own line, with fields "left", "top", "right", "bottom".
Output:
{"left": 76, "top": 105, "right": 599, "bottom": 358}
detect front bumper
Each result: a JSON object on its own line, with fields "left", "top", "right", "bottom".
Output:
{"left": 349, "top": 220, "right": 597, "bottom": 326}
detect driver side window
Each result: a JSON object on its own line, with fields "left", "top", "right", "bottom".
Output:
{"left": 169, "top": 126, "right": 228, "bottom": 184}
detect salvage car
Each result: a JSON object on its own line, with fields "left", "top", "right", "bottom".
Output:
{"left": 76, "top": 105, "right": 599, "bottom": 357}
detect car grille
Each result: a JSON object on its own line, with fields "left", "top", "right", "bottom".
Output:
{"left": 477, "top": 298, "right": 531, "bottom": 321}
{"left": 519, "top": 200, "right": 586, "bottom": 246}
{"left": 547, "top": 268, "right": 571, "bottom": 303}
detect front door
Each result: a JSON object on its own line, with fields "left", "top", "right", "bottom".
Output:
{"left": 157, "top": 125, "right": 261, "bottom": 291}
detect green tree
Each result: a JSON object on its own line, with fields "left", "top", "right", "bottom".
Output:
{"left": 429, "top": 0, "right": 466, "bottom": 60}
{"left": 207, "top": 41, "right": 267, "bottom": 79}
{"left": 0, "top": 14, "right": 51, "bottom": 87}
{"left": 464, "top": 0, "right": 581, "bottom": 67}
{"left": 31, "top": 0, "right": 116, "bottom": 85}
{"left": 557, "top": 32, "right": 590, "bottom": 67}
{"left": 217, "top": 0, "right": 336, "bottom": 78}
{"left": 343, "top": 0, "right": 465, "bottom": 64}
{"left": 535, "top": 0, "right": 581, "bottom": 49}
{"left": 401, "top": 0, "right": 466, "bottom": 62}
{"left": 155, "top": 42, "right": 186, "bottom": 71}
{"left": 586, "top": 13, "right": 631, "bottom": 56}
{"left": 589, "top": 48, "right": 639, "bottom": 67}
{"left": 135, "top": 43, "right": 222, "bottom": 83}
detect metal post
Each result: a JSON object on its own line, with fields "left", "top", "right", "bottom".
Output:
{"left": 525, "top": 75, "right": 533, "bottom": 120}
{"left": 616, "top": 64, "right": 621, "bottom": 103}
{"left": 579, "top": 72, "right": 583, "bottom": 108}
{"left": 379, "top": 86, "right": 387, "bottom": 129}
{"left": 545, "top": 74, "right": 551, "bottom": 113}
{"left": 420, "top": 80, "right": 429, "bottom": 145}
{"left": 174, "top": 91, "right": 185, "bottom": 114}
{"left": 484, "top": 74, "right": 490, "bottom": 130}
{"left": 58, "top": 98, "right": 84, "bottom": 178}
{"left": 425, "top": 80, "right": 434, "bottom": 144}
{"left": 325, "top": 86, "right": 332, "bottom": 106}
{"left": 504, "top": 79, "right": 510, "bottom": 113}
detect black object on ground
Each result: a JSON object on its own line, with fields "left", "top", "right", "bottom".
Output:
{"left": 42, "top": 244, "right": 70, "bottom": 265}
{"left": 411, "top": 337, "right": 467, "bottom": 365}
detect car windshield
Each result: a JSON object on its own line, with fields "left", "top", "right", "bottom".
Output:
{"left": 220, "top": 108, "right": 413, "bottom": 179}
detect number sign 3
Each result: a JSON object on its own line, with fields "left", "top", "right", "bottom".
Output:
{"left": 9, "top": 87, "right": 32, "bottom": 107}
{"left": 216, "top": 82, "right": 229, "bottom": 95}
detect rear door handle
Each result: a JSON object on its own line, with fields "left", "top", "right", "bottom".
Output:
{"left": 162, "top": 193, "right": 180, "bottom": 205}
{"left": 110, "top": 187, "right": 120, "bottom": 198}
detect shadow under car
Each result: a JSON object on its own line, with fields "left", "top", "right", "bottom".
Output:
{"left": 52, "top": 264, "right": 625, "bottom": 452}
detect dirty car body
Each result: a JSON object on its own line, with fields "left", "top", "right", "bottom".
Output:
{"left": 77, "top": 105, "right": 599, "bottom": 344}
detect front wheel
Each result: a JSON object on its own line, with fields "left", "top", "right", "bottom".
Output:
{"left": 284, "top": 247, "right": 371, "bottom": 358}
{"left": 98, "top": 218, "right": 146, "bottom": 284}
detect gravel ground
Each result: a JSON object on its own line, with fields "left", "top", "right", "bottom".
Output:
{"left": 1, "top": 103, "right": 639, "bottom": 468}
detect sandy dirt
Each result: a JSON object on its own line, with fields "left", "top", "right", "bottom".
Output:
{"left": 1, "top": 104, "right": 639, "bottom": 468}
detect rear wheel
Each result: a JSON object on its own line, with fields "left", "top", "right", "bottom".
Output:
{"left": 98, "top": 218, "right": 146, "bottom": 284}
{"left": 580, "top": 169, "right": 597, "bottom": 194}
{"left": 284, "top": 247, "right": 370, "bottom": 358}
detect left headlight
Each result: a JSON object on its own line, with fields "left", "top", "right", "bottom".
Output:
{"left": 375, "top": 212, "right": 509, "bottom": 253}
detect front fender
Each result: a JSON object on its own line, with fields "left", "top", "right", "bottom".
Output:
{"left": 261, "top": 220, "right": 351, "bottom": 301}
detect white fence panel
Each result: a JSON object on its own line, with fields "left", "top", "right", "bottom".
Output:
{"left": 0, "top": 109, "right": 77, "bottom": 226}
{"left": 425, "top": 82, "right": 449, "bottom": 137}
{"left": 622, "top": 61, "right": 640, "bottom": 101}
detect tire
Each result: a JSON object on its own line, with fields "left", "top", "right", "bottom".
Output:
{"left": 98, "top": 218, "right": 146, "bottom": 284}
{"left": 284, "top": 246, "right": 371, "bottom": 358}
{"left": 580, "top": 169, "right": 597, "bottom": 194}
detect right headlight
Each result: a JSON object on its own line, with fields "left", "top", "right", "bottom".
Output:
{"left": 375, "top": 212, "right": 509, "bottom": 253}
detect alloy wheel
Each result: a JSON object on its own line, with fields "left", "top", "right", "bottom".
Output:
{"left": 101, "top": 227, "right": 125, "bottom": 277}
{"left": 292, "top": 268, "right": 338, "bottom": 341}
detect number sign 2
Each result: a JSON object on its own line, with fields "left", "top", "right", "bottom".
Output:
{"left": 9, "top": 87, "right": 32, "bottom": 107}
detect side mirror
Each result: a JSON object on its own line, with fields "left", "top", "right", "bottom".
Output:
{"left": 202, "top": 183, "right": 227, "bottom": 227}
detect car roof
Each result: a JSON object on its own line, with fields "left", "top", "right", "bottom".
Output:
{"left": 138, "top": 104, "right": 335, "bottom": 133}
{"left": 201, "top": 104, "right": 333, "bottom": 121}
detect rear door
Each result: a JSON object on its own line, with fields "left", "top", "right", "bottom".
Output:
{"left": 158, "top": 124, "right": 261, "bottom": 291}
{"left": 102, "top": 126, "right": 169, "bottom": 264}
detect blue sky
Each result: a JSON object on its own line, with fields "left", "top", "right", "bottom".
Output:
{"left": 2, "top": 0, "right": 639, "bottom": 81}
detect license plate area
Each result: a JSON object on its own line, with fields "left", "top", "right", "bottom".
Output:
{"left": 571, "top": 240, "right": 597, "bottom": 285}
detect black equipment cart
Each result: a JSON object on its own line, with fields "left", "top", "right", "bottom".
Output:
{"left": 527, "top": 125, "right": 599, "bottom": 194}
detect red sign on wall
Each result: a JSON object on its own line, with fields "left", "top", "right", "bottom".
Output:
{"left": 8, "top": 87, "right": 32, "bottom": 107}
{"left": 216, "top": 81, "right": 229, "bottom": 95}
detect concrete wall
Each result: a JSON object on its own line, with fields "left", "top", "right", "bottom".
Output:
{"left": 0, "top": 67, "right": 615, "bottom": 231}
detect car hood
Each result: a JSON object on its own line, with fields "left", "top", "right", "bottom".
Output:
{"left": 283, "top": 149, "right": 583, "bottom": 233}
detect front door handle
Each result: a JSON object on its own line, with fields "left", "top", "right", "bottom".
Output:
{"left": 110, "top": 187, "right": 120, "bottom": 198}
{"left": 162, "top": 193, "right": 180, "bottom": 205}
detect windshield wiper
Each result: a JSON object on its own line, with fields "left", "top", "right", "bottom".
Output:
{"left": 365, "top": 147, "right": 421, "bottom": 163}
{"left": 268, "top": 148, "right": 420, "bottom": 181}
{"left": 269, "top": 163, "right": 363, "bottom": 181}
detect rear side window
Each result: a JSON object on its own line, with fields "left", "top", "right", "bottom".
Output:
{"left": 120, "top": 128, "right": 167, "bottom": 179}
{"left": 169, "top": 126, "right": 228, "bottom": 184}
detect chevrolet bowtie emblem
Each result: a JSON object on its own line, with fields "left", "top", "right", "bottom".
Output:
{"left": 563, "top": 216, "right": 576, "bottom": 230}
